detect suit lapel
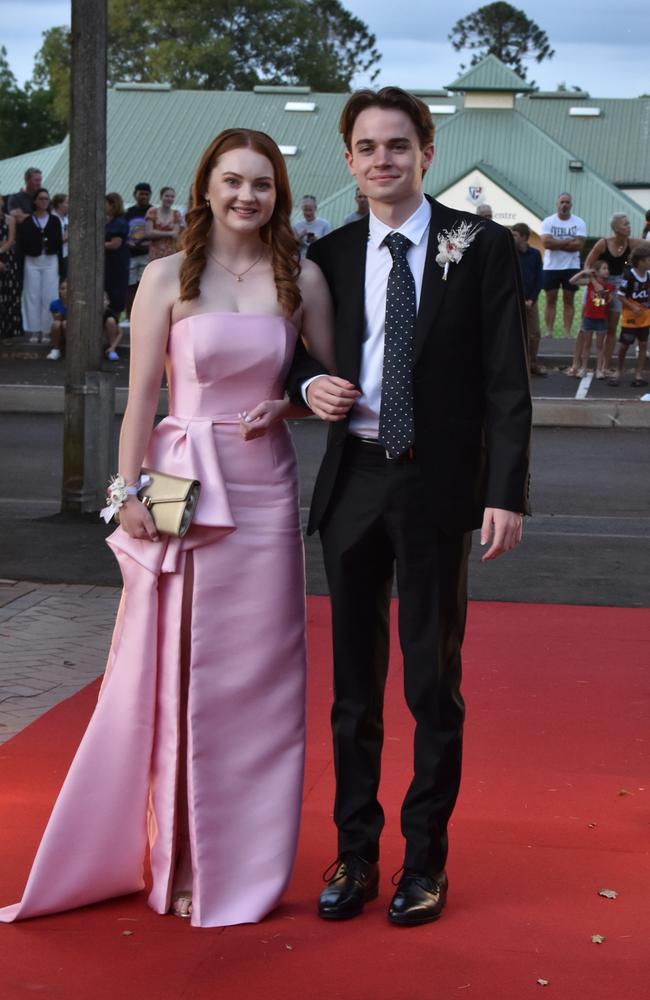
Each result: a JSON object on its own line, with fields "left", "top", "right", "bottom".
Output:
{"left": 335, "top": 219, "right": 368, "bottom": 385}
{"left": 413, "top": 198, "right": 448, "bottom": 363}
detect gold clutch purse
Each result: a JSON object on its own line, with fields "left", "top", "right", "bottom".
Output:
{"left": 138, "top": 469, "right": 201, "bottom": 538}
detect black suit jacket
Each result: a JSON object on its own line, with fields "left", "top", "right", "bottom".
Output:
{"left": 288, "top": 196, "right": 532, "bottom": 536}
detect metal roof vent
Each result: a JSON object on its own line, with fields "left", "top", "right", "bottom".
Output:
{"left": 279, "top": 145, "right": 299, "bottom": 156}
{"left": 113, "top": 82, "right": 172, "bottom": 91}
{"left": 428, "top": 105, "right": 456, "bottom": 115}
{"left": 569, "top": 107, "right": 601, "bottom": 117}
{"left": 284, "top": 101, "right": 316, "bottom": 112}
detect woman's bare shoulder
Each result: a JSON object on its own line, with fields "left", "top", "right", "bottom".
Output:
{"left": 297, "top": 257, "right": 327, "bottom": 291}
{"left": 138, "top": 252, "right": 183, "bottom": 305}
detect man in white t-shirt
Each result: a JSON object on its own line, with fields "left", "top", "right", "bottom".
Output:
{"left": 293, "top": 195, "right": 331, "bottom": 257}
{"left": 540, "top": 192, "right": 587, "bottom": 336}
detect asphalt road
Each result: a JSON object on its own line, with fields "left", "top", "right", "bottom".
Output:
{"left": 1, "top": 415, "right": 648, "bottom": 607}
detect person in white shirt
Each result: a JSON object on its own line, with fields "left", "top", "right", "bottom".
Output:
{"left": 540, "top": 193, "right": 587, "bottom": 337}
{"left": 293, "top": 195, "right": 331, "bottom": 256}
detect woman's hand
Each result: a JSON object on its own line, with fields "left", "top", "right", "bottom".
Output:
{"left": 117, "top": 497, "right": 159, "bottom": 541}
{"left": 239, "top": 400, "right": 289, "bottom": 440}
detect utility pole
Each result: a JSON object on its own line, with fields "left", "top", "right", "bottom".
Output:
{"left": 61, "top": 0, "right": 114, "bottom": 512}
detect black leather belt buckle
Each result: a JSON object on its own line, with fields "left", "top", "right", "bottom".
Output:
{"left": 349, "top": 437, "right": 415, "bottom": 461}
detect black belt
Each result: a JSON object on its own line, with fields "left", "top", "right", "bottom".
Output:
{"left": 346, "top": 435, "right": 415, "bottom": 461}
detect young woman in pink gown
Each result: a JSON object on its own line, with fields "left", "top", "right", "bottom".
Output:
{"left": 0, "top": 129, "right": 335, "bottom": 927}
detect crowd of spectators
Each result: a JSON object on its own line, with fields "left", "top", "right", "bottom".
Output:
{"left": 0, "top": 171, "right": 183, "bottom": 362}
{"left": 2, "top": 172, "right": 648, "bottom": 387}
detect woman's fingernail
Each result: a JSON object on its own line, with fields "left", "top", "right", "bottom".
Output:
{"left": 244, "top": 414, "right": 252, "bottom": 423}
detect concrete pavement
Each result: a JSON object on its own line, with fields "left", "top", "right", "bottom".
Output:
{"left": 0, "top": 580, "right": 119, "bottom": 745}
{"left": 2, "top": 335, "right": 650, "bottom": 426}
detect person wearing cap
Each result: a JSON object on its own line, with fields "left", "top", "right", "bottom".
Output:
{"left": 125, "top": 182, "right": 153, "bottom": 317}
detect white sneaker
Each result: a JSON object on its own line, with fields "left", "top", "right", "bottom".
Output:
{"left": 28, "top": 334, "right": 40, "bottom": 344}
{"left": 46, "top": 348, "right": 61, "bottom": 360}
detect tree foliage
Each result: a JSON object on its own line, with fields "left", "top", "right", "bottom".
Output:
{"left": 27, "top": 0, "right": 380, "bottom": 133}
{"left": 449, "top": 2, "right": 554, "bottom": 82}
{"left": 32, "top": 26, "right": 71, "bottom": 128}
{"left": 0, "top": 46, "right": 66, "bottom": 159}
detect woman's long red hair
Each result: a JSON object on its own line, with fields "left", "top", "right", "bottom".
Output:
{"left": 179, "top": 128, "right": 301, "bottom": 316}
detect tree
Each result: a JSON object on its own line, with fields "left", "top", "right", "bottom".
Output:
{"left": 31, "top": 26, "right": 71, "bottom": 129}
{"left": 0, "top": 46, "right": 66, "bottom": 158}
{"left": 31, "top": 0, "right": 380, "bottom": 131}
{"left": 449, "top": 2, "right": 554, "bottom": 82}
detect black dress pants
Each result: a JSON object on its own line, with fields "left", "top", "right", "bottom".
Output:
{"left": 320, "top": 438, "right": 472, "bottom": 875}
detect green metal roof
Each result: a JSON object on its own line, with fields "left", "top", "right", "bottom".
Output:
{"left": 0, "top": 61, "right": 646, "bottom": 235}
{"left": 446, "top": 54, "right": 533, "bottom": 93}
{"left": 0, "top": 137, "right": 69, "bottom": 198}
{"left": 426, "top": 107, "right": 645, "bottom": 234}
{"left": 516, "top": 97, "right": 650, "bottom": 186}
{"left": 105, "top": 86, "right": 354, "bottom": 218}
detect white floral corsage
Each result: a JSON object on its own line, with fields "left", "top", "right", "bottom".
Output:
{"left": 435, "top": 221, "right": 483, "bottom": 281}
{"left": 99, "top": 473, "right": 151, "bottom": 524}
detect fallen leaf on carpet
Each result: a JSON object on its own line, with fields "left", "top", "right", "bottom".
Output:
{"left": 587, "top": 822, "right": 597, "bottom": 829}
{"left": 285, "top": 944, "right": 294, "bottom": 951}
{"left": 537, "top": 979, "right": 549, "bottom": 986}
{"left": 617, "top": 788, "right": 632, "bottom": 796}
{"left": 591, "top": 934, "right": 605, "bottom": 944}
{"left": 598, "top": 888, "right": 618, "bottom": 899}
{"left": 121, "top": 930, "right": 134, "bottom": 936}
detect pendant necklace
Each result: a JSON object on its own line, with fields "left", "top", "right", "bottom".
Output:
{"left": 208, "top": 250, "right": 265, "bottom": 282}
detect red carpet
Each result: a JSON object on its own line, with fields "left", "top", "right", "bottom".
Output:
{"left": 1, "top": 599, "right": 648, "bottom": 1000}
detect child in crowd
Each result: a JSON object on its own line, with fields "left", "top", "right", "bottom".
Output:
{"left": 46, "top": 282, "right": 125, "bottom": 362}
{"left": 609, "top": 245, "right": 650, "bottom": 387}
{"left": 46, "top": 279, "right": 67, "bottom": 360}
{"left": 568, "top": 260, "right": 613, "bottom": 379}
{"left": 104, "top": 294, "right": 124, "bottom": 362}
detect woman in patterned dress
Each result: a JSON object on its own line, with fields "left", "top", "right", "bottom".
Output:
{"left": 0, "top": 194, "right": 23, "bottom": 339}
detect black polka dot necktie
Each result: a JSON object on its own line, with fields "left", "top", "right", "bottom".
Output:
{"left": 378, "top": 232, "right": 416, "bottom": 458}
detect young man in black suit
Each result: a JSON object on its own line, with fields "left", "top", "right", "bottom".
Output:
{"left": 291, "top": 87, "right": 531, "bottom": 927}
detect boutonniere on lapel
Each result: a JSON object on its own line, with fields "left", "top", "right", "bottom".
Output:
{"left": 435, "top": 221, "right": 483, "bottom": 281}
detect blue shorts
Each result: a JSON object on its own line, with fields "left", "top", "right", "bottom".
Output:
{"left": 542, "top": 269, "right": 580, "bottom": 292}
{"left": 620, "top": 326, "right": 649, "bottom": 345}
{"left": 582, "top": 317, "right": 608, "bottom": 333}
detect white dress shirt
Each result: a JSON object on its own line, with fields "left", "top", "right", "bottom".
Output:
{"left": 349, "top": 196, "right": 431, "bottom": 438}
{"left": 302, "top": 197, "right": 431, "bottom": 430}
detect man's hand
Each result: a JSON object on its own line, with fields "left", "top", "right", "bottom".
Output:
{"left": 306, "top": 376, "right": 360, "bottom": 421}
{"left": 480, "top": 507, "right": 523, "bottom": 562}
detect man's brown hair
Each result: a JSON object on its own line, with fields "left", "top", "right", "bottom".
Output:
{"left": 339, "top": 87, "right": 435, "bottom": 151}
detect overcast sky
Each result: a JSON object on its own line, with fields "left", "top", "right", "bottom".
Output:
{"left": 4, "top": 0, "right": 649, "bottom": 97}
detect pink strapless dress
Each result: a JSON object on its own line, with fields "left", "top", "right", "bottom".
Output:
{"left": 0, "top": 313, "right": 306, "bottom": 928}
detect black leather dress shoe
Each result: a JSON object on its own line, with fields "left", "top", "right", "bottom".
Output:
{"left": 318, "top": 854, "right": 379, "bottom": 920}
{"left": 388, "top": 870, "right": 448, "bottom": 926}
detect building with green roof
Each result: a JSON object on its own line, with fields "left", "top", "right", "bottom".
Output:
{"left": 1, "top": 57, "right": 647, "bottom": 238}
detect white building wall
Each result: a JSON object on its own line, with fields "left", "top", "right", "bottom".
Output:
{"left": 436, "top": 168, "right": 542, "bottom": 235}
{"left": 620, "top": 188, "right": 650, "bottom": 213}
